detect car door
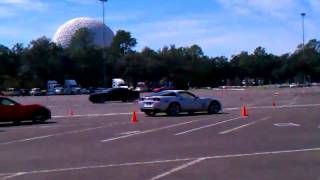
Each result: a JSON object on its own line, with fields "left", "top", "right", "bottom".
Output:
{"left": 108, "top": 88, "right": 123, "bottom": 101}
{"left": 0, "top": 98, "right": 18, "bottom": 121}
{"left": 177, "top": 92, "right": 198, "bottom": 111}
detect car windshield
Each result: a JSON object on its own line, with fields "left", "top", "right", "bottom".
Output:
{"left": 151, "top": 91, "right": 176, "bottom": 97}
{"left": 101, "top": 88, "right": 112, "bottom": 93}
{"left": 179, "top": 92, "right": 196, "bottom": 99}
{"left": 0, "top": 98, "right": 19, "bottom": 106}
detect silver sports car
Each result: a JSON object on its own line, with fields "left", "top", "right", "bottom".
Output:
{"left": 139, "top": 90, "right": 222, "bottom": 116}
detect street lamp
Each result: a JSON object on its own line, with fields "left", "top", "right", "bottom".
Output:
{"left": 99, "top": 0, "right": 108, "bottom": 87}
{"left": 300, "top": 13, "right": 306, "bottom": 83}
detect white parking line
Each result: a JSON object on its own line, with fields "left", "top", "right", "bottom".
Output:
{"left": 174, "top": 117, "right": 243, "bottom": 136}
{"left": 0, "top": 125, "right": 116, "bottom": 145}
{"left": 149, "top": 158, "right": 205, "bottom": 180}
{"left": 1, "top": 147, "right": 320, "bottom": 179}
{"left": 2, "top": 172, "right": 26, "bottom": 180}
{"left": 218, "top": 116, "right": 271, "bottom": 135}
{"left": 274, "top": 123, "right": 300, "bottom": 127}
{"left": 219, "top": 121, "right": 257, "bottom": 135}
{"left": 101, "top": 118, "right": 215, "bottom": 143}
{"left": 252, "top": 103, "right": 320, "bottom": 109}
{"left": 118, "top": 131, "right": 141, "bottom": 136}
{"left": 224, "top": 103, "right": 320, "bottom": 112}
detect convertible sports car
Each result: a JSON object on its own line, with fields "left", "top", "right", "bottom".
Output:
{"left": 89, "top": 88, "right": 140, "bottom": 103}
{"left": 0, "top": 97, "right": 51, "bottom": 124}
{"left": 139, "top": 90, "right": 222, "bottom": 116}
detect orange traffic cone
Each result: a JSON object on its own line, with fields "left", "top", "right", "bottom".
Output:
{"left": 131, "top": 111, "right": 137, "bottom": 123}
{"left": 68, "top": 109, "right": 75, "bottom": 116}
{"left": 241, "top": 105, "right": 248, "bottom": 117}
{"left": 272, "top": 101, "right": 276, "bottom": 107}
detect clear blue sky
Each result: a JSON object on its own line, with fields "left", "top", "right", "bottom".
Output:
{"left": 0, "top": 0, "right": 319, "bottom": 57}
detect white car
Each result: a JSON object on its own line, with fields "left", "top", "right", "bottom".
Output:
{"left": 139, "top": 90, "right": 222, "bottom": 116}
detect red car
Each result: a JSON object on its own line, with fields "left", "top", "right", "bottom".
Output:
{"left": 152, "top": 87, "right": 175, "bottom": 93}
{"left": 0, "top": 97, "right": 51, "bottom": 124}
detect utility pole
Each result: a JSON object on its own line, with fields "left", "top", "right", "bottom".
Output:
{"left": 301, "top": 13, "right": 306, "bottom": 84}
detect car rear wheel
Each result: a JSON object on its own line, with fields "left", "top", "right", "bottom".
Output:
{"left": 32, "top": 111, "right": 48, "bottom": 123}
{"left": 93, "top": 98, "right": 105, "bottom": 104}
{"left": 188, "top": 111, "right": 195, "bottom": 115}
{"left": 208, "top": 101, "right": 220, "bottom": 114}
{"left": 13, "top": 120, "right": 21, "bottom": 125}
{"left": 166, "top": 103, "right": 181, "bottom": 116}
{"left": 145, "top": 111, "right": 157, "bottom": 117}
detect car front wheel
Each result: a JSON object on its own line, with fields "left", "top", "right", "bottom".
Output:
{"left": 32, "top": 111, "right": 48, "bottom": 123}
{"left": 208, "top": 101, "right": 220, "bottom": 114}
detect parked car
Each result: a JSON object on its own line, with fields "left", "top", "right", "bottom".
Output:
{"left": 47, "top": 80, "right": 64, "bottom": 95}
{"left": 139, "top": 90, "right": 222, "bottom": 116}
{"left": 289, "top": 83, "right": 299, "bottom": 88}
{"left": 80, "top": 88, "right": 90, "bottom": 94}
{"left": 89, "top": 88, "right": 140, "bottom": 103}
{"left": 5, "top": 88, "right": 21, "bottom": 96}
{"left": 30, "top": 88, "right": 42, "bottom": 96}
{"left": 20, "top": 89, "right": 30, "bottom": 96}
{"left": 0, "top": 97, "right": 51, "bottom": 124}
{"left": 63, "top": 80, "right": 81, "bottom": 95}
{"left": 135, "top": 82, "right": 149, "bottom": 92}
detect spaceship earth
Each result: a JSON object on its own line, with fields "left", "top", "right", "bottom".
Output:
{"left": 53, "top": 17, "right": 114, "bottom": 48}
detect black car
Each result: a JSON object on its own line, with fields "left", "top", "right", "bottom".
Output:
{"left": 89, "top": 88, "right": 140, "bottom": 103}
{"left": 20, "top": 89, "right": 30, "bottom": 96}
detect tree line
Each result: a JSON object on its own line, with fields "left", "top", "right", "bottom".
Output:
{"left": 0, "top": 28, "right": 320, "bottom": 89}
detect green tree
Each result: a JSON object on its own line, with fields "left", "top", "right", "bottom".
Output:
{"left": 110, "top": 30, "right": 137, "bottom": 57}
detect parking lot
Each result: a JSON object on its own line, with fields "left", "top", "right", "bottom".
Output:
{"left": 1, "top": 87, "right": 320, "bottom": 180}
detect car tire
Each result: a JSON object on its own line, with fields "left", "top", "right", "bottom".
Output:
{"left": 208, "top": 101, "right": 220, "bottom": 114}
{"left": 32, "top": 111, "right": 48, "bottom": 123}
{"left": 96, "top": 98, "right": 105, "bottom": 104}
{"left": 13, "top": 120, "right": 21, "bottom": 125}
{"left": 188, "top": 111, "right": 195, "bottom": 115}
{"left": 145, "top": 111, "right": 157, "bottom": 117}
{"left": 166, "top": 103, "right": 181, "bottom": 116}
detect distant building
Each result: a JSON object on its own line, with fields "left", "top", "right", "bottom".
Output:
{"left": 53, "top": 17, "right": 114, "bottom": 48}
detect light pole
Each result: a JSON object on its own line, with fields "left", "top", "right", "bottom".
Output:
{"left": 100, "top": 0, "right": 108, "bottom": 87}
{"left": 301, "top": 12, "right": 306, "bottom": 84}
{"left": 301, "top": 13, "right": 306, "bottom": 49}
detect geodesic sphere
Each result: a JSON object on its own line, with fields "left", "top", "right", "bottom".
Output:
{"left": 53, "top": 17, "right": 114, "bottom": 48}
